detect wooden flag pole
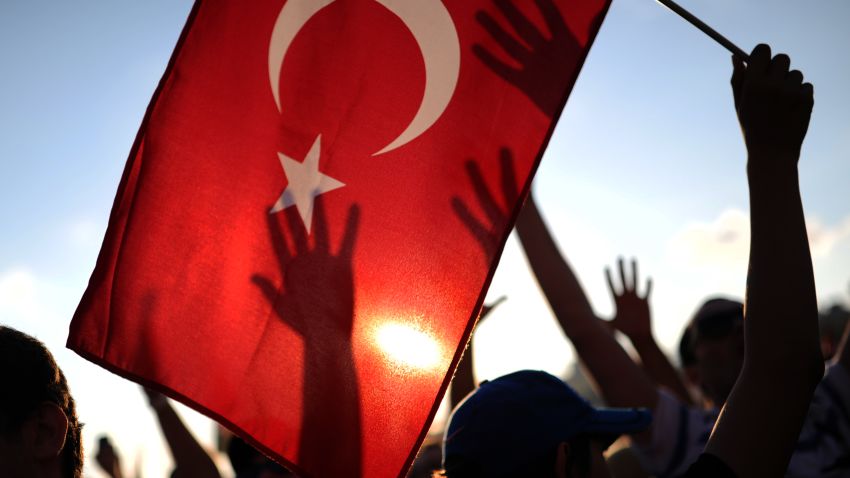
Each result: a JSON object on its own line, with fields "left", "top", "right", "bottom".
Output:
{"left": 656, "top": 0, "right": 750, "bottom": 61}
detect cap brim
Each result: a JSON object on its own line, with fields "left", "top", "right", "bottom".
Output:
{"left": 583, "top": 408, "right": 652, "bottom": 439}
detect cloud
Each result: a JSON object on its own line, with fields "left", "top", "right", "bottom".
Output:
{"left": 668, "top": 209, "right": 750, "bottom": 267}
{"left": 808, "top": 216, "right": 850, "bottom": 257}
{"left": 0, "top": 268, "right": 66, "bottom": 344}
{"left": 668, "top": 209, "right": 850, "bottom": 267}
{"left": 0, "top": 268, "right": 40, "bottom": 320}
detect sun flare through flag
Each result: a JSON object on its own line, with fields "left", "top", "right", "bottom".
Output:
{"left": 67, "top": 0, "right": 611, "bottom": 476}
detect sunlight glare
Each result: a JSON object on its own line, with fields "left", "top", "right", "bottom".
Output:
{"left": 375, "top": 322, "right": 441, "bottom": 372}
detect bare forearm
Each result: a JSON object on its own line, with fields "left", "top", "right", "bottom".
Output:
{"left": 104, "top": 464, "right": 124, "bottom": 478}
{"left": 707, "top": 164, "right": 823, "bottom": 477}
{"left": 836, "top": 320, "right": 850, "bottom": 370}
{"left": 515, "top": 198, "right": 595, "bottom": 335}
{"left": 451, "top": 343, "right": 476, "bottom": 407}
{"left": 153, "top": 404, "right": 221, "bottom": 478}
{"left": 697, "top": 44, "right": 824, "bottom": 478}
{"left": 631, "top": 336, "right": 693, "bottom": 405}
{"left": 745, "top": 166, "right": 820, "bottom": 368}
{"left": 515, "top": 198, "right": 657, "bottom": 411}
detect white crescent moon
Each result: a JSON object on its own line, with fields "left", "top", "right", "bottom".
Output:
{"left": 268, "top": 0, "right": 460, "bottom": 156}
{"left": 372, "top": 0, "right": 460, "bottom": 155}
{"left": 268, "top": 0, "right": 335, "bottom": 113}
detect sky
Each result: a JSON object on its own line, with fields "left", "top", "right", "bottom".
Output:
{"left": 1, "top": 1, "right": 849, "bottom": 477}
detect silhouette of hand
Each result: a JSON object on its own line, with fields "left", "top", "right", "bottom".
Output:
{"left": 474, "top": 0, "right": 582, "bottom": 119}
{"left": 142, "top": 387, "right": 169, "bottom": 411}
{"left": 95, "top": 436, "right": 123, "bottom": 478}
{"left": 605, "top": 257, "right": 653, "bottom": 342}
{"left": 253, "top": 200, "right": 360, "bottom": 339}
{"left": 452, "top": 149, "right": 519, "bottom": 259}
{"left": 731, "top": 44, "right": 814, "bottom": 164}
{"left": 480, "top": 295, "right": 507, "bottom": 321}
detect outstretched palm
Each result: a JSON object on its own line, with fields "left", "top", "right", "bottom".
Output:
{"left": 451, "top": 148, "right": 520, "bottom": 260}
{"left": 474, "top": 0, "right": 583, "bottom": 119}
{"left": 252, "top": 200, "right": 359, "bottom": 340}
{"left": 605, "top": 257, "right": 653, "bottom": 341}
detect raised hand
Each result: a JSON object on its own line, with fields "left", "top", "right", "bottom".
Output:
{"left": 731, "top": 44, "right": 814, "bottom": 164}
{"left": 251, "top": 199, "right": 363, "bottom": 477}
{"left": 473, "top": 0, "right": 582, "bottom": 119}
{"left": 702, "top": 46, "right": 821, "bottom": 478}
{"left": 605, "top": 257, "right": 653, "bottom": 341}
{"left": 603, "top": 257, "right": 692, "bottom": 404}
{"left": 480, "top": 295, "right": 507, "bottom": 319}
{"left": 252, "top": 200, "right": 360, "bottom": 339}
{"left": 95, "top": 436, "right": 124, "bottom": 478}
{"left": 452, "top": 148, "right": 519, "bottom": 260}
{"left": 140, "top": 387, "right": 222, "bottom": 478}
{"left": 450, "top": 149, "right": 515, "bottom": 407}
{"left": 142, "top": 387, "right": 167, "bottom": 408}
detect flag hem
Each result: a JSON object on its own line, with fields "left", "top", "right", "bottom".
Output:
{"left": 67, "top": 345, "right": 310, "bottom": 476}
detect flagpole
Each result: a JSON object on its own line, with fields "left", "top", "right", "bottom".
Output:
{"left": 656, "top": 0, "right": 750, "bottom": 61}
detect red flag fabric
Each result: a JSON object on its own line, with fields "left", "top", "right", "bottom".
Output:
{"left": 68, "top": 1, "right": 609, "bottom": 476}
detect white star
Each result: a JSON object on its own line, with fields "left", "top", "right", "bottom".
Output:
{"left": 270, "top": 135, "right": 345, "bottom": 233}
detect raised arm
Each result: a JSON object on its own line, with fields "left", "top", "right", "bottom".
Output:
{"left": 704, "top": 45, "right": 824, "bottom": 478}
{"left": 605, "top": 258, "right": 693, "bottom": 404}
{"left": 834, "top": 318, "right": 850, "bottom": 371}
{"left": 143, "top": 388, "right": 222, "bottom": 478}
{"left": 95, "top": 436, "right": 125, "bottom": 478}
{"left": 470, "top": 0, "right": 657, "bottom": 425}
{"left": 450, "top": 297, "right": 506, "bottom": 407}
{"left": 515, "top": 196, "right": 658, "bottom": 415}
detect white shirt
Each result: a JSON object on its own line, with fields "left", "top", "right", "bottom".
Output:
{"left": 632, "top": 364, "right": 850, "bottom": 477}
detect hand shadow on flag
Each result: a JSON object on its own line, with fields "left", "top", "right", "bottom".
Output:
{"left": 451, "top": 148, "right": 519, "bottom": 261}
{"left": 473, "top": 0, "right": 582, "bottom": 119}
{"left": 252, "top": 199, "right": 363, "bottom": 478}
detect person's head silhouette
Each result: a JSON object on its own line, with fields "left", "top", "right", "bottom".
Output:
{"left": 0, "top": 326, "right": 82, "bottom": 478}
{"left": 441, "top": 370, "right": 650, "bottom": 477}
{"left": 679, "top": 298, "right": 745, "bottom": 407}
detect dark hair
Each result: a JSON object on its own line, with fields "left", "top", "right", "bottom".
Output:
{"left": 679, "top": 324, "right": 697, "bottom": 367}
{"left": 439, "top": 436, "right": 592, "bottom": 478}
{"left": 679, "top": 299, "right": 744, "bottom": 366}
{"left": 0, "top": 326, "right": 83, "bottom": 478}
{"left": 820, "top": 305, "right": 850, "bottom": 341}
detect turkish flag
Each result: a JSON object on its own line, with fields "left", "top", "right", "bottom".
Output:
{"left": 68, "top": 0, "right": 609, "bottom": 476}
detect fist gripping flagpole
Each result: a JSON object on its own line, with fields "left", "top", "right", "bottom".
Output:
{"left": 656, "top": 0, "right": 750, "bottom": 61}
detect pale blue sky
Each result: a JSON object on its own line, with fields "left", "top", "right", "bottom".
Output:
{"left": 1, "top": 1, "right": 849, "bottom": 477}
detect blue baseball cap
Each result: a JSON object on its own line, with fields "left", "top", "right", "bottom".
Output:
{"left": 442, "top": 370, "right": 651, "bottom": 476}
